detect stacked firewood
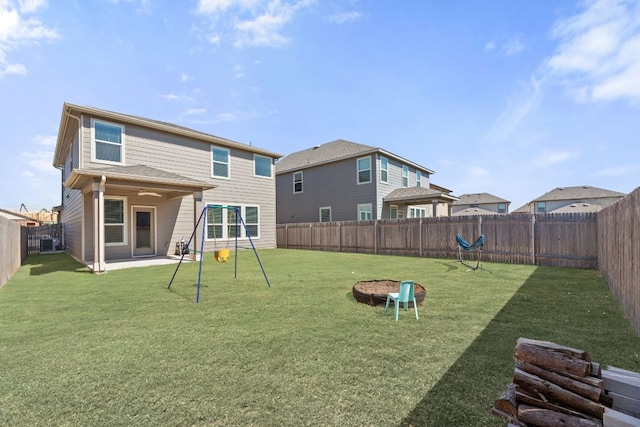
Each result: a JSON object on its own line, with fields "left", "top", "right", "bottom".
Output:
{"left": 493, "top": 338, "right": 611, "bottom": 427}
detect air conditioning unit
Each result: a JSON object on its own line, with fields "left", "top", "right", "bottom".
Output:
{"left": 40, "top": 238, "right": 59, "bottom": 252}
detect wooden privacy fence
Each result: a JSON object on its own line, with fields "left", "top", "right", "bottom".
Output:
{"left": 277, "top": 213, "right": 598, "bottom": 269}
{"left": 0, "top": 216, "right": 27, "bottom": 288}
{"left": 597, "top": 187, "right": 640, "bottom": 335}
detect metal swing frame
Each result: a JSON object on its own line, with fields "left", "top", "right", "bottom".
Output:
{"left": 455, "top": 233, "right": 485, "bottom": 271}
{"left": 167, "top": 204, "right": 271, "bottom": 302}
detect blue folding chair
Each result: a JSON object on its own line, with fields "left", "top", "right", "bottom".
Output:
{"left": 384, "top": 280, "right": 419, "bottom": 321}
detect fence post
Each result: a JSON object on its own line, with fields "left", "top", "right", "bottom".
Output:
{"left": 309, "top": 223, "right": 312, "bottom": 250}
{"left": 531, "top": 215, "right": 536, "bottom": 265}
{"left": 479, "top": 216, "right": 483, "bottom": 236}
{"left": 285, "top": 224, "right": 288, "bottom": 249}
{"left": 419, "top": 218, "right": 423, "bottom": 257}
{"left": 339, "top": 222, "right": 342, "bottom": 252}
{"left": 374, "top": 220, "right": 378, "bottom": 254}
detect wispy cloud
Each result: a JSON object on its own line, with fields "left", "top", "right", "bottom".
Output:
{"left": 0, "top": 0, "right": 59, "bottom": 78}
{"left": 21, "top": 135, "right": 57, "bottom": 175}
{"left": 195, "top": 0, "right": 316, "bottom": 48}
{"left": 594, "top": 164, "right": 636, "bottom": 176}
{"left": 530, "top": 149, "right": 576, "bottom": 167}
{"left": 546, "top": 0, "right": 640, "bottom": 102}
{"left": 485, "top": 76, "right": 543, "bottom": 142}
{"left": 329, "top": 11, "right": 363, "bottom": 24}
{"left": 484, "top": 37, "right": 524, "bottom": 55}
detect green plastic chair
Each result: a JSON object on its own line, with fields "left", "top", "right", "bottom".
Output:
{"left": 384, "top": 280, "right": 419, "bottom": 321}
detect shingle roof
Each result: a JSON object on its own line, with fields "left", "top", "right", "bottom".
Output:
{"left": 549, "top": 203, "right": 604, "bottom": 213}
{"left": 452, "top": 192, "right": 509, "bottom": 205}
{"left": 532, "top": 185, "right": 626, "bottom": 202}
{"left": 384, "top": 187, "right": 459, "bottom": 203}
{"left": 275, "top": 139, "right": 435, "bottom": 175}
{"left": 452, "top": 206, "right": 500, "bottom": 216}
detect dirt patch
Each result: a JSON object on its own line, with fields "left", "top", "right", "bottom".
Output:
{"left": 352, "top": 280, "right": 426, "bottom": 307}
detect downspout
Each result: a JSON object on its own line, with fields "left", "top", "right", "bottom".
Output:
{"left": 93, "top": 175, "right": 106, "bottom": 273}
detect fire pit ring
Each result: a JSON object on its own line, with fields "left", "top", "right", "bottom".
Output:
{"left": 352, "top": 280, "right": 426, "bottom": 307}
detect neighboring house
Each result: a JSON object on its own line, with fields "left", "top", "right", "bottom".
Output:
{"left": 0, "top": 208, "right": 44, "bottom": 227}
{"left": 452, "top": 193, "right": 510, "bottom": 216}
{"left": 275, "top": 139, "right": 458, "bottom": 223}
{"left": 52, "top": 103, "right": 282, "bottom": 273}
{"left": 512, "top": 185, "right": 626, "bottom": 214}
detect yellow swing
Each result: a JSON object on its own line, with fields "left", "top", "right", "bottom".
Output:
{"left": 212, "top": 213, "right": 230, "bottom": 263}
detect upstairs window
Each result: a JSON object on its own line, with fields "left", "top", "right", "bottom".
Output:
{"left": 357, "top": 156, "right": 371, "bottom": 184}
{"left": 93, "top": 120, "right": 124, "bottom": 165}
{"left": 380, "top": 156, "right": 388, "bottom": 183}
{"left": 293, "top": 171, "right": 303, "bottom": 193}
{"left": 498, "top": 203, "right": 506, "bottom": 213}
{"left": 211, "top": 146, "right": 230, "bottom": 178}
{"left": 536, "top": 202, "right": 546, "bottom": 213}
{"left": 254, "top": 154, "right": 272, "bottom": 178}
{"left": 402, "top": 165, "right": 409, "bottom": 187}
{"left": 416, "top": 170, "right": 422, "bottom": 187}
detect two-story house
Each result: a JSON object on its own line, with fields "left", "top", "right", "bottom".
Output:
{"left": 53, "top": 103, "right": 281, "bottom": 272}
{"left": 452, "top": 193, "right": 510, "bottom": 216}
{"left": 275, "top": 139, "right": 458, "bottom": 223}
{"left": 512, "top": 185, "right": 626, "bottom": 214}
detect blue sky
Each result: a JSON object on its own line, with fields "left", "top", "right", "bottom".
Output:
{"left": 1, "top": 0, "right": 639, "bottom": 213}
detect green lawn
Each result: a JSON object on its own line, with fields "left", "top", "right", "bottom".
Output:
{"left": 1, "top": 250, "right": 639, "bottom": 426}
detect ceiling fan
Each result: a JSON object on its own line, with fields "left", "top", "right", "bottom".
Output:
{"left": 138, "top": 190, "right": 162, "bottom": 197}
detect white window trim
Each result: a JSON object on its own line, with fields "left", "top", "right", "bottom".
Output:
{"left": 416, "top": 170, "right": 422, "bottom": 187}
{"left": 205, "top": 203, "right": 260, "bottom": 241}
{"left": 357, "top": 156, "right": 372, "bottom": 185}
{"left": 357, "top": 203, "right": 372, "bottom": 221}
{"left": 253, "top": 154, "right": 273, "bottom": 179}
{"left": 104, "top": 196, "right": 127, "bottom": 247}
{"left": 211, "top": 145, "right": 231, "bottom": 180}
{"left": 390, "top": 204, "right": 398, "bottom": 219}
{"left": 91, "top": 119, "right": 125, "bottom": 166}
{"left": 402, "top": 165, "right": 409, "bottom": 187}
{"left": 293, "top": 171, "right": 303, "bottom": 194}
{"left": 319, "top": 206, "right": 331, "bottom": 222}
{"left": 380, "top": 156, "right": 388, "bottom": 184}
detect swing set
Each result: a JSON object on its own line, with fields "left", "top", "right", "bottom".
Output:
{"left": 167, "top": 204, "right": 271, "bottom": 302}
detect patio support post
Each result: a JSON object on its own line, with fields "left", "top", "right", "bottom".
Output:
{"left": 92, "top": 175, "right": 106, "bottom": 273}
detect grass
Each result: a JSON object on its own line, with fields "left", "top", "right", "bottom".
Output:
{"left": 1, "top": 249, "right": 639, "bottom": 426}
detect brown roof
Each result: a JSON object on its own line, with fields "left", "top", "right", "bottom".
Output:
{"left": 452, "top": 206, "right": 501, "bottom": 216}
{"left": 384, "top": 187, "right": 459, "bottom": 204}
{"left": 532, "top": 185, "right": 626, "bottom": 202}
{"left": 275, "top": 139, "right": 436, "bottom": 175}
{"left": 452, "top": 192, "right": 509, "bottom": 205}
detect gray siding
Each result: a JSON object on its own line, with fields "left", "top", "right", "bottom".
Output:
{"left": 276, "top": 156, "right": 377, "bottom": 223}
{"left": 70, "top": 113, "right": 277, "bottom": 262}
{"left": 376, "top": 154, "right": 433, "bottom": 219}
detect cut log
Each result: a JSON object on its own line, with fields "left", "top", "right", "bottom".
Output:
{"left": 518, "top": 404, "right": 602, "bottom": 427}
{"left": 516, "top": 388, "right": 601, "bottom": 421}
{"left": 513, "top": 368, "right": 606, "bottom": 418}
{"left": 517, "top": 338, "right": 592, "bottom": 362}
{"left": 515, "top": 342, "right": 592, "bottom": 377}
{"left": 494, "top": 383, "right": 518, "bottom": 416}
{"left": 516, "top": 361, "right": 602, "bottom": 401}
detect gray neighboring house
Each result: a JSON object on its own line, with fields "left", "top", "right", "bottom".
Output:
{"left": 512, "top": 185, "right": 626, "bottom": 214}
{"left": 53, "top": 103, "right": 282, "bottom": 273}
{"left": 275, "top": 139, "right": 458, "bottom": 223}
{"left": 452, "top": 193, "right": 510, "bottom": 216}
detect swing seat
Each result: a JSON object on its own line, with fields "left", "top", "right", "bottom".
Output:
{"left": 215, "top": 248, "right": 230, "bottom": 263}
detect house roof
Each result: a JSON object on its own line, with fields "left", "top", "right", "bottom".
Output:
{"left": 383, "top": 187, "right": 459, "bottom": 204}
{"left": 53, "top": 103, "right": 283, "bottom": 168}
{"left": 275, "top": 139, "right": 436, "bottom": 175}
{"left": 452, "top": 206, "right": 500, "bottom": 216}
{"left": 550, "top": 202, "right": 604, "bottom": 213}
{"left": 452, "top": 192, "right": 509, "bottom": 205}
{"left": 65, "top": 165, "right": 215, "bottom": 196}
{"left": 532, "top": 185, "right": 626, "bottom": 202}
